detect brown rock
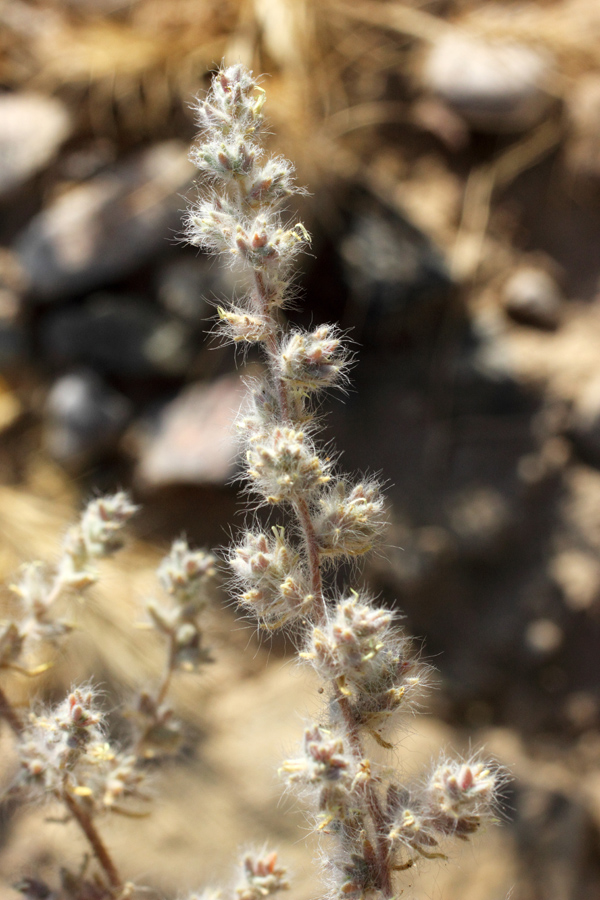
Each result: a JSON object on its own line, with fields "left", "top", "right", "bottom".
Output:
{"left": 15, "top": 142, "right": 194, "bottom": 302}
{"left": 134, "top": 373, "right": 246, "bottom": 489}
{"left": 0, "top": 93, "right": 71, "bottom": 198}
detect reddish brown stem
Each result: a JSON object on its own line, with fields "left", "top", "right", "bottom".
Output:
{"left": 63, "top": 791, "right": 123, "bottom": 892}
{"left": 0, "top": 685, "right": 22, "bottom": 735}
{"left": 337, "top": 692, "right": 394, "bottom": 898}
{"left": 251, "top": 207, "right": 392, "bottom": 896}
{"left": 155, "top": 635, "right": 177, "bottom": 707}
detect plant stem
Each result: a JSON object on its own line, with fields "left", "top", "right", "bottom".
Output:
{"left": 63, "top": 791, "right": 123, "bottom": 892}
{"left": 337, "top": 692, "right": 393, "bottom": 898}
{"left": 293, "top": 496, "right": 326, "bottom": 619}
{"left": 0, "top": 685, "right": 22, "bottom": 735}
{"left": 254, "top": 271, "right": 289, "bottom": 422}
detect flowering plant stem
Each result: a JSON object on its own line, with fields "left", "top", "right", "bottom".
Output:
{"left": 63, "top": 792, "right": 123, "bottom": 892}
{"left": 186, "top": 63, "right": 503, "bottom": 900}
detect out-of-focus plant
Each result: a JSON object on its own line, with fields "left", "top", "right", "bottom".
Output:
{"left": 3, "top": 495, "right": 221, "bottom": 899}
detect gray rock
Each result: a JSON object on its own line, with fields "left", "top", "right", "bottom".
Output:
{"left": 15, "top": 141, "right": 194, "bottom": 302}
{"left": 44, "top": 369, "right": 131, "bottom": 467}
{"left": 338, "top": 187, "right": 452, "bottom": 341}
{"left": 134, "top": 373, "right": 246, "bottom": 489}
{"left": 41, "top": 293, "right": 193, "bottom": 378}
{"left": 156, "top": 258, "right": 219, "bottom": 324}
{"left": 423, "top": 33, "right": 553, "bottom": 133}
{"left": 0, "top": 93, "right": 71, "bottom": 198}
{"left": 503, "top": 267, "right": 562, "bottom": 330}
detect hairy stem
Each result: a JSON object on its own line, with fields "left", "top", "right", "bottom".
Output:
{"left": 63, "top": 791, "right": 123, "bottom": 892}
{"left": 337, "top": 692, "right": 393, "bottom": 897}
{"left": 293, "top": 496, "right": 326, "bottom": 619}
{"left": 253, "top": 271, "right": 290, "bottom": 422}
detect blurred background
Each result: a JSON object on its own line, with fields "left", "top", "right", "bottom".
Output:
{"left": 1, "top": 0, "right": 600, "bottom": 897}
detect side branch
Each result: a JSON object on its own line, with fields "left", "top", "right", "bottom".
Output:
{"left": 63, "top": 792, "right": 123, "bottom": 892}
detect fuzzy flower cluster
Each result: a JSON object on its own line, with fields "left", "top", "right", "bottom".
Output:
{"left": 184, "top": 64, "right": 505, "bottom": 900}
{"left": 186, "top": 851, "right": 289, "bottom": 900}
{"left": 131, "top": 539, "right": 217, "bottom": 758}
{"left": 384, "top": 758, "right": 503, "bottom": 863}
{"left": 229, "top": 527, "right": 312, "bottom": 628}
{"left": 0, "top": 493, "right": 137, "bottom": 677}
{"left": 4, "top": 510, "right": 219, "bottom": 897}
{"left": 18, "top": 687, "right": 146, "bottom": 813}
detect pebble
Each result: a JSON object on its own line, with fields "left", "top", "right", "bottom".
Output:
{"left": 0, "top": 93, "right": 71, "bottom": 198}
{"left": 423, "top": 33, "right": 553, "bottom": 133}
{"left": 15, "top": 141, "right": 194, "bottom": 302}
{"left": 134, "top": 373, "right": 246, "bottom": 489}
{"left": 44, "top": 369, "right": 131, "bottom": 467}
{"left": 503, "top": 267, "right": 562, "bottom": 330}
{"left": 40, "top": 293, "right": 193, "bottom": 378}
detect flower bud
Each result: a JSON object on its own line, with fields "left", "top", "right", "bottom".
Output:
{"left": 281, "top": 725, "right": 354, "bottom": 787}
{"left": 218, "top": 306, "right": 271, "bottom": 343}
{"left": 427, "top": 759, "right": 498, "bottom": 826}
{"left": 230, "top": 528, "right": 312, "bottom": 626}
{"left": 279, "top": 325, "right": 347, "bottom": 392}
{"left": 157, "top": 540, "right": 216, "bottom": 612}
{"left": 246, "top": 426, "right": 329, "bottom": 503}
{"left": 79, "top": 492, "right": 138, "bottom": 559}
{"left": 246, "top": 157, "right": 296, "bottom": 208}
{"left": 314, "top": 480, "right": 385, "bottom": 558}
{"left": 236, "top": 851, "right": 289, "bottom": 900}
{"left": 302, "top": 594, "right": 394, "bottom": 685}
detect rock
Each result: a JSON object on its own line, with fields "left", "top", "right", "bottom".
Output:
{"left": 338, "top": 187, "right": 452, "bottom": 343}
{"left": 156, "top": 257, "right": 221, "bottom": 324}
{"left": 40, "top": 293, "right": 193, "bottom": 378}
{"left": 452, "top": 319, "right": 530, "bottom": 415}
{"left": 423, "top": 33, "right": 553, "bottom": 133}
{"left": 0, "top": 93, "right": 71, "bottom": 198}
{"left": 134, "top": 373, "right": 246, "bottom": 489}
{"left": 15, "top": 142, "right": 194, "bottom": 302}
{"left": 570, "top": 374, "right": 600, "bottom": 467}
{"left": 0, "top": 287, "right": 27, "bottom": 369}
{"left": 44, "top": 369, "right": 132, "bottom": 467}
{"left": 566, "top": 74, "right": 600, "bottom": 182}
{"left": 503, "top": 267, "right": 562, "bottom": 330}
